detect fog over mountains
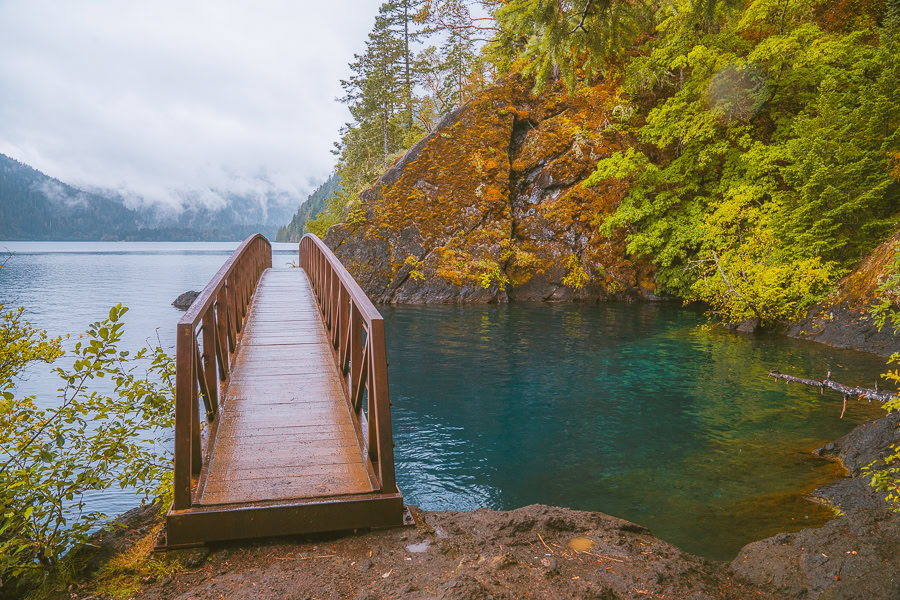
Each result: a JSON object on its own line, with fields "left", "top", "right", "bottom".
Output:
{"left": 0, "top": 153, "right": 298, "bottom": 241}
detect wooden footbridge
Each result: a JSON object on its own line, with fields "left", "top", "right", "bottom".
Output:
{"left": 160, "top": 234, "right": 407, "bottom": 548}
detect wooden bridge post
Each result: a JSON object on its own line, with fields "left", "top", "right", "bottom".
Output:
{"left": 201, "top": 309, "right": 219, "bottom": 416}
{"left": 173, "top": 322, "right": 194, "bottom": 510}
{"left": 368, "top": 318, "right": 396, "bottom": 493}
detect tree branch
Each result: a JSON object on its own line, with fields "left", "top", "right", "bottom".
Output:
{"left": 712, "top": 250, "right": 761, "bottom": 320}
{"left": 768, "top": 370, "right": 897, "bottom": 405}
{"left": 571, "top": 0, "right": 594, "bottom": 33}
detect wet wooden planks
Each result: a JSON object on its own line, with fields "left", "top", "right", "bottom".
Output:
{"left": 198, "top": 269, "right": 373, "bottom": 506}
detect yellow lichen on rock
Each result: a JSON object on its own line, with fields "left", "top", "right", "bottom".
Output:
{"left": 325, "top": 76, "right": 656, "bottom": 303}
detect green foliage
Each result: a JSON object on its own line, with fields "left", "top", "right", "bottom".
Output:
{"left": 562, "top": 254, "right": 590, "bottom": 289}
{"left": 582, "top": 0, "right": 900, "bottom": 325}
{"left": 0, "top": 304, "right": 174, "bottom": 592}
{"left": 492, "top": 0, "right": 654, "bottom": 92}
{"left": 864, "top": 246, "right": 900, "bottom": 511}
{"left": 404, "top": 254, "right": 426, "bottom": 281}
{"left": 476, "top": 260, "right": 509, "bottom": 290}
{"left": 275, "top": 173, "right": 340, "bottom": 243}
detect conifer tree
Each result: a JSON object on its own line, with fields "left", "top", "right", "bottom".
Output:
{"left": 493, "top": 0, "right": 654, "bottom": 91}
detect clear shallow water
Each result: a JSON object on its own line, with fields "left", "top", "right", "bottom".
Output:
{"left": 0, "top": 242, "right": 890, "bottom": 561}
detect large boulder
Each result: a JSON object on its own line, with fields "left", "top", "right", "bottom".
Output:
{"left": 325, "top": 76, "right": 656, "bottom": 304}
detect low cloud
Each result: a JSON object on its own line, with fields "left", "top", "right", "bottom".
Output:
{"left": 0, "top": 0, "right": 381, "bottom": 211}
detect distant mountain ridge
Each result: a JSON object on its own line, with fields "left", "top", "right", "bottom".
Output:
{"left": 0, "top": 153, "right": 297, "bottom": 241}
{"left": 275, "top": 173, "right": 339, "bottom": 242}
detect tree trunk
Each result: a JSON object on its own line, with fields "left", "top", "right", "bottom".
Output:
{"left": 404, "top": 3, "right": 413, "bottom": 131}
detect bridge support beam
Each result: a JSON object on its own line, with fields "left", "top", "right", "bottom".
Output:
{"left": 161, "top": 492, "right": 407, "bottom": 549}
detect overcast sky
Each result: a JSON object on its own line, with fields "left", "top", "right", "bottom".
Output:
{"left": 0, "top": 0, "right": 383, "bottom": 210}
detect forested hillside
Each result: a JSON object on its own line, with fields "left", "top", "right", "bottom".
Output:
{"left": 320, "top": 0, "right": 899, "bottom": 327}
{"left": 275, "top": 173, "right": 340, "bottom": 242}
{"left": 0, "top": 153, "right": 296, "bottom": 241}
{"left": 0, "top": 154, "right": 140, "bottom": 240}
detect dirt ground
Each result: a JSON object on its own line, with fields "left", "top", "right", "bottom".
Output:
{"left": 62, "top": 504, "right": 778, "bottom": 600}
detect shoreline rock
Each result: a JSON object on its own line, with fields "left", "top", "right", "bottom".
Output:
{"left": 172, "top": 290, "right": 200, "bottom": 310}
{"left": 784, "top": 229, "right": 899, "bottom": 358}
{"left": 729, "top": 411, "right": 900, "bottom": 599}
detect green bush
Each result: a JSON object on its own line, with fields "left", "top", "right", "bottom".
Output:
{"left": 864, "top": 246, "right": 900, "bottom": 510}
{"left": 0, "top": 304, "right": 174, "bottom": 593}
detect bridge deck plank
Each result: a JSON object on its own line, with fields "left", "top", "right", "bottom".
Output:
{"left": 198, "top": 269, "right": 374, "bottom": 506}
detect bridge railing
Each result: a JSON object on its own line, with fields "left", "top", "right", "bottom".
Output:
{"left": 299, "top": 234, "right": 397, "bottom": 494}
{"left": 173, "top": 234, "right": 272, "bottom": 510}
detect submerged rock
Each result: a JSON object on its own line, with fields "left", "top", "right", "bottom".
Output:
{"left": 172, "top": 290, "right": 200, "bottom": 310}
{"left": 733, "top": 317, "right": 761, "bottom": 333}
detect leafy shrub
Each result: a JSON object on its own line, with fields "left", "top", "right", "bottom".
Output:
{"left": 0, "top": 304, "right": 174, "bottom": 593}
{"left": 865, "top": 246, "right": 900, "bottom": 510}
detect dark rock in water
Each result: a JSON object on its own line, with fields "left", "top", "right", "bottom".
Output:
{"left": 173, "top": 290, "right": 200, "bottom": 310}
{"left": 809, "top": 411, "right": 900, "bottom": 512}
{"left": 814, "top": 477, "right": 888, "bottom": 513}
{"left": 815, "top": 411, "right": 900, "bottom": 476}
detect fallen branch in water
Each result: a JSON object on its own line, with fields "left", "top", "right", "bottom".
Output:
{"left": 768, "top": 370, "right": 897, "bottom": 417}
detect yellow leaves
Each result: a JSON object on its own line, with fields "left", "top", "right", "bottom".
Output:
{"left": 476, "top": 260, "right": 509, "bottom": 290}
{"left": 404, "top": 255, "right": 426, "bottom": 281}
{"left": 0, "top": 305, "right": 64, "bottom": 388}
{"left": 562, "top": 254, "right": 590, "bottom": 290}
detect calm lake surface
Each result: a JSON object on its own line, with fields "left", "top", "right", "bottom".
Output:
{"left": 0, "top": 242, "right": 889, "bottom": 560}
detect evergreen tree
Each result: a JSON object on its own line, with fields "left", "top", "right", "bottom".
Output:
{"left": 493, "top": 0, "right": 655, "bottom": 91}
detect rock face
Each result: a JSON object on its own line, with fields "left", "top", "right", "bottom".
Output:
{"left": 730, "top": 511, "right": 900, "bottom": 599}
{"left": 325, "top": 76, "right": 656, "bottom": 304}
{"left": 730, "top": 412, "right": 900, "bottom": 598}
{"left": 172, "top": 290, "right": 200, "bottom": 310}
{"left": 786, "top": 229, "right": 899, "bottom": 356}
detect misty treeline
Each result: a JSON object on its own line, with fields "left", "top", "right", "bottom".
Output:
{"left": 307, "top": 0, "right": 898, "bottom": 329}
{"left": 0, "top": 154, "right": 292, "bottom": 241}
{"left": 275, "top": 173, "right": 340, "bottom": 242}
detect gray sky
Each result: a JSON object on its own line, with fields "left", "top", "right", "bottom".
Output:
{"left": 0, "top": 0, "right": 383, "bottom": 211}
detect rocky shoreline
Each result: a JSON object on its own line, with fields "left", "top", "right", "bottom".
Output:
{"left": 731, "top": 411, "right": 900, "bottom": 599}
{"left": 49, "top": 407, "right": 897, "bottom": 600}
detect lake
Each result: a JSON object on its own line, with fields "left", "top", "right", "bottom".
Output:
{"left": 0, "top": 241, "right": 889, "bottom": 560}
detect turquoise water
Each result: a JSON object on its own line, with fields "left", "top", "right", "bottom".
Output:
{"left": 0, "top": 243, "right": 889, "bottom": 560}
{"left": 383, "top": 304, "right": 888, "bottom": 559}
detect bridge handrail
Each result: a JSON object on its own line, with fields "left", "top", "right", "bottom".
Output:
{"left": 299, "top": 234, "right": 397, "bottom": 494}
{"left": 173, "top": 234, "right": 272, "bottom": 510}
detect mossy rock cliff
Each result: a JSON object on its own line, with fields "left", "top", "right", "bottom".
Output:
{"left": 325, "top": 76, "right": 657, "bottom": 303}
